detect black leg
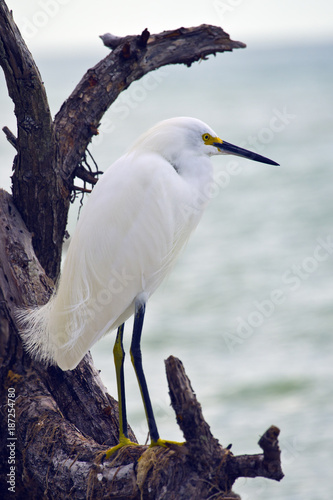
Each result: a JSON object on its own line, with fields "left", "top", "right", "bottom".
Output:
{"left": 130, "top": 299, "right": 160, "bottom": 444}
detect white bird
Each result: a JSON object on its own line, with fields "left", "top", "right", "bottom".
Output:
{"left": 19, "top": 117, "right": 278, "bottom": 452}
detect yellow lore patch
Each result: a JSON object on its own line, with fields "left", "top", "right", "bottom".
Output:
{"left": 202, "top": 133, "right": 223, "bottom": 146}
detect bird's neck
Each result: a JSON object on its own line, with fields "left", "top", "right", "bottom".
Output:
{"left": 174, "top": 154, "right": 215, "bottom": 214}
{"left": 177, "top": 154, "right": 213, "bottom": 187}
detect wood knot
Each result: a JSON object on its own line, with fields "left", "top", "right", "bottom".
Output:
{"left": 137, "top": 28, "right": 150, "bottom": 48}
{"left": 87, "top": 74, "right": 98, "bottom": 88}
{"left": 88, "top": 123, "right": 99, "bottom": 136}
{"left": 121, "top": 42, "right": 131, "bottom": 59}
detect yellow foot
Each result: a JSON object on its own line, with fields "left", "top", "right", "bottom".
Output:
{"left": 104, "top": 437, "right": 139, "bottom": 460}
{"left": 150, "top": 438, "right": 184, "bottom": 449}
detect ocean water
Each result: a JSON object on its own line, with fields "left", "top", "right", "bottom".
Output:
{"left": 1, "top": 42, "right": 332, "bottom": 499}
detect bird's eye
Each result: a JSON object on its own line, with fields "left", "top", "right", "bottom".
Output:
{"left": 202, "top": 133, "right": 211, "bottom": 143}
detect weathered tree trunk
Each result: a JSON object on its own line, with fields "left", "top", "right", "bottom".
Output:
{"left": 0, "top": 1, "right": 283, "bottom": 498}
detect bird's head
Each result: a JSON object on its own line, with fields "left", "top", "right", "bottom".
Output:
{"left": 131, "top": 117, "right": 279, "bottom": 168}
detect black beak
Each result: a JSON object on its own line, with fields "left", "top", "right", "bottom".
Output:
{"left": 213, "top": 140, "right": 279, "bottom": 166}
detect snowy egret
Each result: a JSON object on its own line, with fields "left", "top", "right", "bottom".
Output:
{"left": 19, "top": 117, "right": 279, "bottom": 452}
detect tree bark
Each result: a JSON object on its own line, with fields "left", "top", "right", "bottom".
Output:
{"left": 0, "top": 1, "right": 283, "bottom": 498}
{"left": 0, "top": 3, "right": 64, "bottom": 281}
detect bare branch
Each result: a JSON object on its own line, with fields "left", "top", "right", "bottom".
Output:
{"left": 100, "top": 33, "right": 128, "bottom": 49}
{"left": 55, "top": 25, "right": 245, "bottom": 181}
{"left": 2, "top": 126, "right": 17, "bottom": 150}
{"left": 165, "top": 356, "right": 284, "bottom": 487}
{"left": 226, "top": 427, "right": 284, "bottom": 482}
{"left": 166, "top": 355, "right": 221, "bottom": 450}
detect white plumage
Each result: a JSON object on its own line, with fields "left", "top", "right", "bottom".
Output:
{"left": 19, "top": 118, "right": 215, "bottom": 369}
{"left": 18, "top": 116, "right": 278, "bottom": 371}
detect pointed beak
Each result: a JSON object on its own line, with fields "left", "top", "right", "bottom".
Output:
{"left": 213, "top": 139, "right": 279, "bottom": 166}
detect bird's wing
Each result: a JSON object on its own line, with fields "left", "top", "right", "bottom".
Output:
{"left": 34, "top": 151, "right": 195, "bottom": 369}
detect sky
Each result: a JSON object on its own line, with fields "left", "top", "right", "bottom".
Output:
{"left": 4, "top": 0, "right": 333, "bottom": 57}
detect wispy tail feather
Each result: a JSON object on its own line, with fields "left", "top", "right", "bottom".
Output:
{"left": 16, "top": 301, "right": 58, "bottom": 367}
{"left": 16, "top": 298, "right": 113, "bottom": 371}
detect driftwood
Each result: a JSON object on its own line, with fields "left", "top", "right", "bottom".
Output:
{"left": 0, "top": 1, "right": 283, "bottom": 498}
